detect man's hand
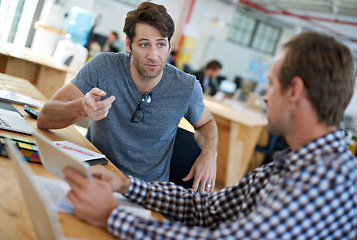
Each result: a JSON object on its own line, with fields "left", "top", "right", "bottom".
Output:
{"left": 186, "top": 107, "right": 218, "bottom": 193}
{"left": 83, "top": 88, "right": 115, "bottom": 121}
{"left": 182, "top": 151, "right": 216, "bottom": 193}
{"left": 90, "top": 165, "right": 131, "bottom": 194}
{"left": 63, "top": 167, "right": 119, "bottom": 228}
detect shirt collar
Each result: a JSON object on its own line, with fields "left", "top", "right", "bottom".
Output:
{"left": 273, "top": 130, "right": 346, "bottom": 172}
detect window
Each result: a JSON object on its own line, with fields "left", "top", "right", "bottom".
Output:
{"left": 251, "top": 22, "right": 280, "bottom": 54}
{"left": 0, "top": 0, "right": 38, "bottom": 46}
{"left": 0, "top": 0, "right": 18, "bottom": 43}
{"left": 228, "top": 11, "right": 281, "bottom": 55}
{"left": 7, "top": 0, "right": 25, "bottom": 43}
{"left": 227, "top": 13, "right": 256, "bottom": 46}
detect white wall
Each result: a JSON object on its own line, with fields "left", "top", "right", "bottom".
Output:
{"left": 201, "top": 37, "right": 272, "bottom": 82}
{"left": 188, "top": 0, "right": 235, "bottom": 71}
{"left": 87, "top": 0, "right": 132, "bottom": 42}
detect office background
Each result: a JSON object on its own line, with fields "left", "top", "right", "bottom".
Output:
{"left": 0, "top": 0, "right": 356, "bottom": 116}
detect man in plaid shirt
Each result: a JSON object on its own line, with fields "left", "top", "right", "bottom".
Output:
{"left": 64, "top": 32, "right": 357, "bottom": 239}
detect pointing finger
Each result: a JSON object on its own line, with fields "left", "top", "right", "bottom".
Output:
{"left": 93, "top": 95, "right": 116, "bottom": 110}
{"left": 90, "top": 88, "right": 107, "bottom": 97}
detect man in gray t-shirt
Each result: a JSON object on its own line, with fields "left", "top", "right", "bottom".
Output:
{"left": 37, "top": 2, "right": 218, "bottom": 192}
{"left": 71, "top": 52, "right": 206, "bottom": 183}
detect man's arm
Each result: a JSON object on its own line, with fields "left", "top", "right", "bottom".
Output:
{"left": 37, "top": 83, "right": 85, "bottom": 129}
{"left": 183, "top": 107, "right": 218, "bottom": 192}
{"left": 37, "top": 83, "right": 115, "bottom": 129}
{"left": 63, "top": 165, "right": 277, "bottom": 239}
{"left": 63, "top": 165, "right": 236, "bottom": 228}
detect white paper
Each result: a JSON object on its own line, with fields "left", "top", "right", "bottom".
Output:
{"left": 51, "top": 141, "right": 106, "bottom": 162}
{"left": 34, "top": 176, "right": 152, "bottom": 219}
{"left": 34, "top": 176, "right": 73, "bottom": 213}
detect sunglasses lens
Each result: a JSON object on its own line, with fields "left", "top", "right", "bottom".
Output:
{"left": 131, "top": 108, "right": 144, "bottom": 123}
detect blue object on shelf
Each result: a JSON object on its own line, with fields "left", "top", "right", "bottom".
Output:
{"left": 66, "top": 7, "right": 93, "bottom": 46}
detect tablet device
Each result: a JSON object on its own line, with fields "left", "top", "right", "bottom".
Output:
{"left": 5, "top": 138, "right": 64, "bottom": 240}
{"left": 32, "top": 131, "right": 92, "bottom": 180}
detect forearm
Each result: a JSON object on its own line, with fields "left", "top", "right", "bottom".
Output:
{"left": 37, "top": 98, "right": 86, "bottom": 129}
{"left": 124, "top": 177, "right": 218, "bottom": 225}
{"left": 108, "top": 177, "right": 247, "bottom": 239}
{"left": 108, "top": 207, "right": 213, "bottom": 239}
{"left": 194, "top": 120, "right": 218, "bottom": 158}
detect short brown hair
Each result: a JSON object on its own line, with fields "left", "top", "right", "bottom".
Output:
{"left": 279, "top": 31, "right": 354, "bottom": 126}
{"left": 111, "top": 31, "right": 119, "bottom": 39}
{"left": 123, "top": 2, "right": 175, "bottom": 44}
{"left": 205, "top": 60, "right": 222, "bottom": 70}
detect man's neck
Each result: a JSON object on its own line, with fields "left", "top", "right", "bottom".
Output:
{"left": 285, "top": 120, "right": 337, "bottom": 151}
{"left": 282, "top": 96, "right": 338, "bottom": 151}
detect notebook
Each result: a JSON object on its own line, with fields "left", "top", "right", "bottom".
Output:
{"left": 0, "top": 89, "right": 41, "bottom": 108}
{"left": 32, "top": 130, "right": 92, "bottom": 180}
{"left": 0, "top": 108, "right": 34, "bottom": 135}
{"left": 51, "top": 140, "right": 108, "bottom": 166}
{"left": 5, "top": 138, "right": 64, "bottom": 240}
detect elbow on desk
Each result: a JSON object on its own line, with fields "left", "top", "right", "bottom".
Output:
{"left": 36, "top": 113, "right": 64, "bottom": 130}
{"left": 36, "top": 113, "right": 50, "bottom": 129}
{"left": 37, "top": 112, "right": 82, "bottom": 130}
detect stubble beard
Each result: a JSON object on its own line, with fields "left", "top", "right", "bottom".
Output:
{"left": 133, "top": 58, "right": 164, "bottom": 80}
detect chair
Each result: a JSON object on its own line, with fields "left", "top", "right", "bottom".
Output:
{"left": 183, "top": 64, "right": 193, "bottom": 74}
{"left": 63, "top": 55, "right": 74, "bottom": 66}
{"left": 255, "top": 134, "right": 288, "bottom": 165}
{"left": 169, "top": 127, "right": 201, "bottom": 189}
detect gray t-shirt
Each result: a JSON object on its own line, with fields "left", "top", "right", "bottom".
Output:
{"left": 72, "top": 52, "right": 204, "bottom": 181}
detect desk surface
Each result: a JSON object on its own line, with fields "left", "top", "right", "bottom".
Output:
{"left": 0, "top": 74, "right": 164, "bottom": 239}
{"left": 204, "top": 95, "right": 268, "bottom": 127}
{"left": 0, "top": 42, "right": 70, "bottom": 72}
{"left": 0, "top": 43, "right": 72, "bottom": 99}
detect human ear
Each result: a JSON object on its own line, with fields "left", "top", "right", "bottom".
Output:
{"left": 288, "top": 76, "right": 305, "bottom": 103}
{"left": 125, "top": 37, "right": 131, "bottom": 53}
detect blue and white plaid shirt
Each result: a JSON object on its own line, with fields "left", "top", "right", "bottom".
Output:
{"left": 107, "top": 130, "right": 357, "bottom": 239}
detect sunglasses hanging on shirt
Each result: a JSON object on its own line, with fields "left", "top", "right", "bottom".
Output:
{"left": 131, "top": 91, "right": 152, "bottom": 123}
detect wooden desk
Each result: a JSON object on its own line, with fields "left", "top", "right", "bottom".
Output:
{"left": 204, "top": 96, "right": 268, "bottom": 187}
{"left": 0, "top": 74, "right": 164, "bottom": 239}
{"left": 0, "top": 43, "right": 71, "bottom": 99}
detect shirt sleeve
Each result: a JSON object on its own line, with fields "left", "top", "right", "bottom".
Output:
{"left": 184, "top": 79, "right": 205, "bottom": 125}
{"left": 71, "top": 53, "right": 105, "bottom": 94}
{"left": 107, "top": 166, "right": 273, "bottom": 239}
